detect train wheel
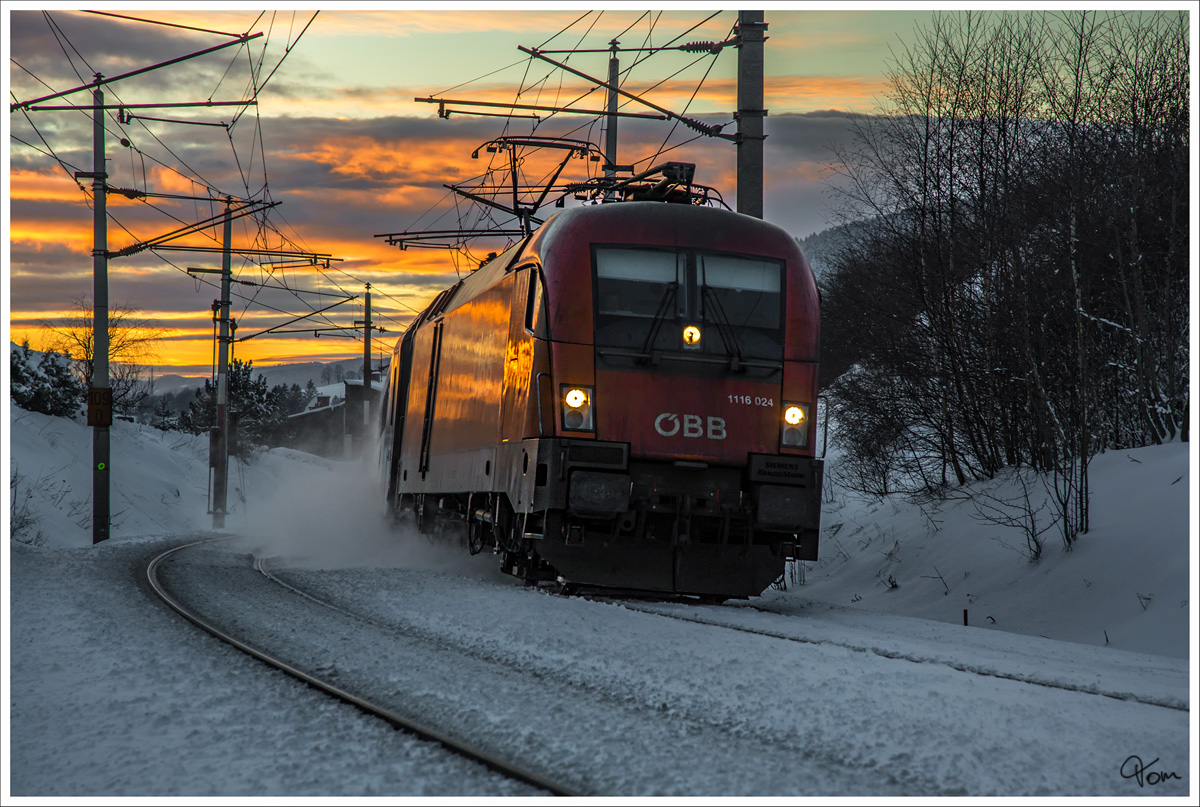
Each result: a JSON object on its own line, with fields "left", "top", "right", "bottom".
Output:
{"left": 489, "top": 494, "right": 522, "bottom": 554}
{"left": 416, "top": 494, "right": 435, "bottom": 534}
{"left": 467, "top": 520, "right": 486, "bottom": 555}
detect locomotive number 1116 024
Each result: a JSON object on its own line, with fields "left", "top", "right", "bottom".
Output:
{"left": 728, "top": 395, "right": 774, "bottom": 407}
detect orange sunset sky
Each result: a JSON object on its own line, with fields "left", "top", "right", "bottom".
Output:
{"left": 5, "top": 4, "right": 973, "bottom": 375}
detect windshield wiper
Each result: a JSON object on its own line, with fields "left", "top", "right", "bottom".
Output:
{"left": 701, "top": 286, "right": 746, "bottom": 370}
{"left": 639, "top": 281, "right": 679, "bottom": 358}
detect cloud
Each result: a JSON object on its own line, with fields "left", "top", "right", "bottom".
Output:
{"left": 9, "top": 219, "right": 94, "bottom": 258}
{"left": 767, "top": 76, "right": 891, "bottom": 114}
{"left": 765, "top": 111, "right": 865, "bottom": 162}
{"left": 8, "top": 10, "right": 265, "bottom": 104}
{"left": 10, "top": 107, "right": 863, "bottom": 355}
{"left": 8, "top": 169, "right": 89, "bottom": 203}
{"left": 8, "top": 9, "right": 886, "bottom": 366}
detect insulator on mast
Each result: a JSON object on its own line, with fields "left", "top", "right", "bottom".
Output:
{"left": 681, "top": 40, "right": 722, "bottom": 54}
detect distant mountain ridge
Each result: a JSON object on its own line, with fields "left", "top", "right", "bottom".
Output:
{"left": 796, "top": 219, "right": 869, "bottom": 283}
{"left": 150, "top": 358, "right": 368, "bottom": 397}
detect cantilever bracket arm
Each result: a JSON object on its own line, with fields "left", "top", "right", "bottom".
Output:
{"left": 443, "top": 184, "right": 546, "bottom": 229}
{"left": 11, "top": 32, "right": 264, "bottom": 113}
{"left": 416, "top": 96, "right": 666, "bottom": 121}
{"left": 235, "top": 296, "right": 358, "bottom": 342}
{"left": 110, "top": 200, "right": 279, "bottom": 258}
{"left": 518, "top": 45, "right": 737, "bottom": 142}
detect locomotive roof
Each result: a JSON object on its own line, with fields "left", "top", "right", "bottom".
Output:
{"left": 417, "top": 236, "right": 530, "bottom": 321}
{"left": 524, "top": 201, "right": 802, "bottom": 263}
{"left": 409, "top": 200, "right": 810, "bottom": 328}
{"left": 520, "top": 200, "right": 818, "bottom": 356}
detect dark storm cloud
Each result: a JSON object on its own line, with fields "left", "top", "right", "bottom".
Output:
{"left": 9, "top": 256, "right": 216, "bottom": 319}
{"left": 5, "top": 272, "right": 199, "bottom": 321}
{"left": 766, "top": 111, "right": 865, "bottom": 164}
{"left": 9, "top": 10, "right": 261, "bottom": 102}
{"left": 8, "top": 240, "right": 85, "bottom": 273}
{"left": 760, "top": 111, "right": 868, "bottom": 237}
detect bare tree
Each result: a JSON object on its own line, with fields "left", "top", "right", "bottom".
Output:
{"left": 821, "top": 10, "right": 1188, "bottom": 544}
{"left": 40, "top": 294, "right": 167, "bottom": 414}
{"left": 968, "top": 469, "right": 1059, "bottom": 561}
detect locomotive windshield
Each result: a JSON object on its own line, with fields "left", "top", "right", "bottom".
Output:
{"left": 700, "top": 254, "right": 781, "bottom": 329}
{"left": 595, "top": 248, "right": 685, "bottom": 318}
{"left": 593, "top": 246, "right": 784, "bottom": 366}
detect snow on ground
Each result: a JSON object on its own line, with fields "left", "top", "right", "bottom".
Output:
{"left": 7, "top": 540, "right": 536, "bottom": 798}
{"left": 8, "top": 404, "right": 211, "bottom": 545}
{"left": 4, "top": 400, "right": 1198, "bottom": 796}
{"left": 790, "top": 441, "right": 1193, "bottom": 660}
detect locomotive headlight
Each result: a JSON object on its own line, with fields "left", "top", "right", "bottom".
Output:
{"left": 561, "top": 386, "right": 595, "bottom": 432}
{"left": 781, "top": 403, "right": 810, "bottom": 448}
{"left": 682, "top": 324, "right": 702, "bottom": 348}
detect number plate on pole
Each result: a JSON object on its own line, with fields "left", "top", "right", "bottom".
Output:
{"left": 87, "top": 387, "right": 113, "bottom": 426}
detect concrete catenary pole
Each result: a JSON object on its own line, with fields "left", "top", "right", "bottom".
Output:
{"left": 363, "top": 283, "right": 372, "bottom": 439}
{"left": 89, "top": 74, "right": 111, "bottom": 543}
{"left": 604, "top": 39, "right": 620, "bottom": 200}
{"left": 212, "top": 200, "right": 233, "bottom": 528}
{"left": 736, "top": 11, "right": 767, "bottom": 219}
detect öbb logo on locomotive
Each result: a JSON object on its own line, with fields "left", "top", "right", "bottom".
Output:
{"left": 653, "top": 413, "right": 727, "bottom": 440}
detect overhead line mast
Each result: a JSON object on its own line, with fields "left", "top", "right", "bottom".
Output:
{"left": 385, "top": 11, "right": 765, "bottom": 254}
{"left": 85, "top": 77, "right": 110, "bottom": 544}
{"left": 604, "top": 39, "right": 620, "bottom": 200}
{"left": 14, "top": 16, "right": 350, "bottom": 538}
{"left": 736, "top": 10, "right": 767, "bottom": 219}
{"left": 213, "top": 202, "right": 234, "bottom": 528}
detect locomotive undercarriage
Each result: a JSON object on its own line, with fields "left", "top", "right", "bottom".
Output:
{"left": 399, "top": 443, "right": 821, "bottom": 599}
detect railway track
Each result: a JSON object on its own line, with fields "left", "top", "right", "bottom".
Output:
{"left": 591, "top": 596, "right": 1189, "bottom": 712}
{"left": 145, "top": 539, "right": 862, "bottom": 796}
{"left": 141, "top": 537, "right": 1188, "bottom": 796}
{"left": 145, "top": 538, "right": 581, "bottom": 797}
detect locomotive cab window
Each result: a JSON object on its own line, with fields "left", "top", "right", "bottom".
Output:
{"left": 700, "top": 254, "right": 784, "bottom": 360}
{"left": 701, "top": 255, "right": 781, "bottom": 329}
{"left": 593, "top": 245, "right": 784, "bottom": 364}
{"left": 595, "top": 248, "right": 684, "bottom": 318}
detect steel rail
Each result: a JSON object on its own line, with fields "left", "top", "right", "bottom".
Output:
{"left": 598, "top": 596, "right": 1189, "bottom": 713}
{"left": 145, "top": 538, "right": 583, "bottom": 796}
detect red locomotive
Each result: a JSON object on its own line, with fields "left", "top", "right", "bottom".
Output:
{"left": 379, "top": 187, "right": 822, "bottom": 599}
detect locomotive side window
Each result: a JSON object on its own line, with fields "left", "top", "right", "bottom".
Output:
{"left": 523, "top": 264, "right": 548, "bottom": 338}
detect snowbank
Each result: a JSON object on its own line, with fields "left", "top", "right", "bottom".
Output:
{"left": 791, "top": 441, "right": 1192, "bottom": 659}
{"left": 8, "top": 398, "right": 1193, "bottom": 658}
{"left": 8, "top": 404, "right": 211, "bottom": 547}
